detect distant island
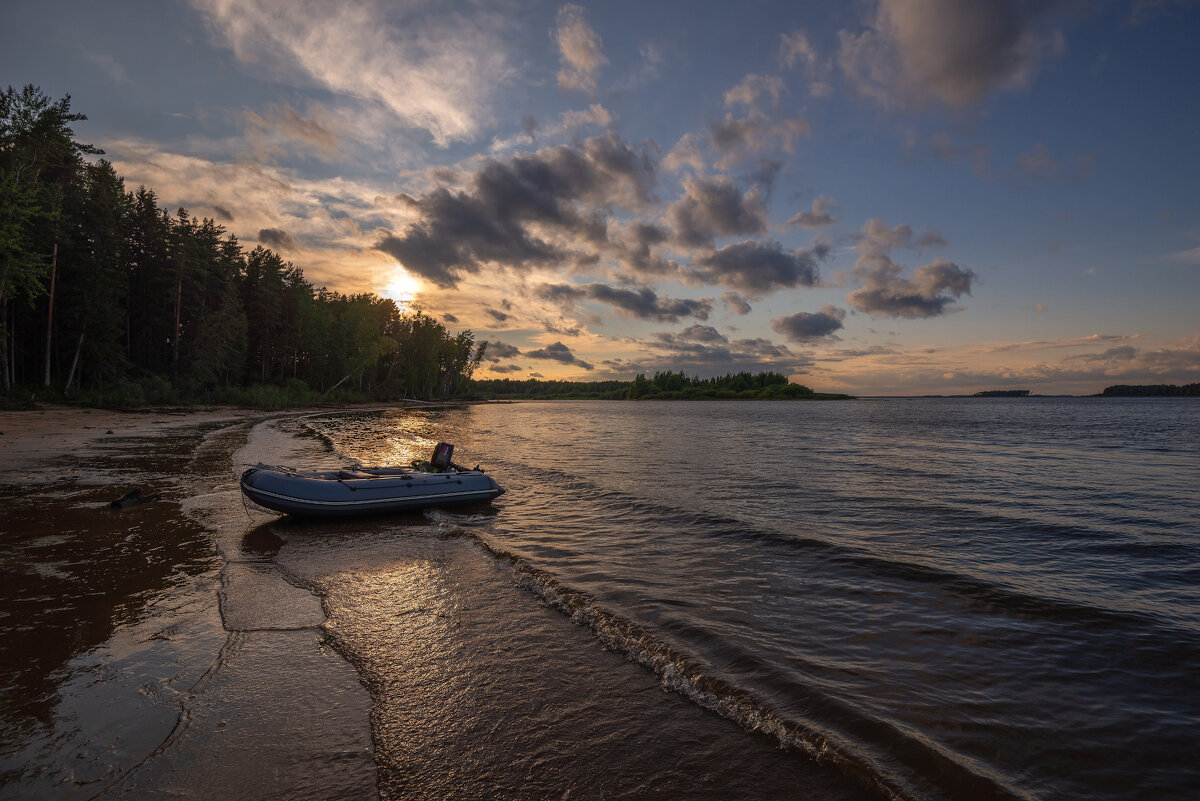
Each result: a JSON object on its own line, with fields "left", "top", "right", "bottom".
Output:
{"left": 1101, "top": 383, "right": 1200, "bottom": 397}
{"left": 473, "top": 372, "right": 854, "bottom": 401}
{"left": 972, "top": 389, "right": 1031, "bottom": 397}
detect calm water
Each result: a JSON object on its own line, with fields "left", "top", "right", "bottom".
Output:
{"left": 299, "top": 398, "right": 1200, "bottom": 801}
{"left": 2, "top": 398, "right": 1197, "bottom": 800}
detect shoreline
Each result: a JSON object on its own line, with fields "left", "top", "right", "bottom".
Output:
{"left": 0, "top": 405, "right": 379, "bottom": 799}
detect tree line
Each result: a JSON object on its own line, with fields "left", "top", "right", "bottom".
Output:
{"left": 474, "top": 371, "right": 851, "bottom": 400}
{"left": 1101, "top": 383, "right": 1200, "bottom": 397}
{"left": 1, "top": 85, "right": 485, "bottom": 408}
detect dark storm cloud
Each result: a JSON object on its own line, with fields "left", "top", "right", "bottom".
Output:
{"left": 538, "top": 282, "right": 712, "bottom": 322}
{"left": 257, "top": 227, "right": 296, "bottom": 251}
{"left": 691, "top": 240, "right": 821, "bottom": 295}
{"left": 668, "top": 176, "right": 768, "bottom": 248}
{"left": 375, "top": 132, "right": 657, "bottom": 288}
{"left": 525, "top": 341, "right": 594, "bottom": 370}
{"left": 483, "top": 340, "right": 521, "bottom": 362}
{"left": 772, "top": 305, "right": 847, "bottom": 341}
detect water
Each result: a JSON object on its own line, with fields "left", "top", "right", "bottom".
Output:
{"left": 2, "top": 398, "right": 1197, "bottom": 800}
{"left": 299, "top": 398, "right": 1200, "bottom": 801}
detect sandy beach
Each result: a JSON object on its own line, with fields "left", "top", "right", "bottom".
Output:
{"left": 0, "top": 404, "right": 379, "bottom": 800}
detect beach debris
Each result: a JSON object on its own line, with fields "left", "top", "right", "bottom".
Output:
{"left": 110, "top": 488, "right": 161, "bottom": 508}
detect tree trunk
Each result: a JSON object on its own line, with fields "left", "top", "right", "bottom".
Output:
{"left": 43, "top": 241, "right": 57, "bottom": 387}
{"left": 172, "top": 260, "right": 183, "bottom": 371}
{"left": 64, "top": 332, "right": 84, "bottom": 393}
{"left": 1, "top": 298, "right": 9, "bottom": 391}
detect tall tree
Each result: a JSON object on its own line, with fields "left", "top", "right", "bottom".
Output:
{"left": 0, "top": 85, "right": 99, "bottom": 388}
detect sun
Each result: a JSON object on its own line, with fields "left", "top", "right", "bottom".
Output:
{"left": 383, "top": 266, "right": 421, "bottom": 305}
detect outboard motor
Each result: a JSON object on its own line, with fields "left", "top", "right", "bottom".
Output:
{"left": 430, "top": 442, "right": 454, "bottom": 472}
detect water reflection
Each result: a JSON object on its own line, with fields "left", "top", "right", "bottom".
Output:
{"left": 0, "top": 485, "right": 215, "bottom": 729}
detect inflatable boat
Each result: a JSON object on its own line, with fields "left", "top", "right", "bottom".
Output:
{"left": 240, "top": 442, "right": 505, "bottom": 517}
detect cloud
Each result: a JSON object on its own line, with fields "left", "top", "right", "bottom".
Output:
{"left": 83, "top": 51, "right": 131, "bottom": 85}
{"left": 642, "top": 327, "right": 803, "bottom": 372}
{"left": 488, "top": 364, "right": 525, "bottom": 374}
{"left": 483, "top": 340, "right": 521, "bottom": 362}
{"left": 856, "top": 218, "right": 946, "bottom": 252}
{"left": 244, "top": 101, "right": 341, "bottom": 161}
{"left": 1017, "top": 143, "right": 1095, "bottom": 183}
{"left": 724, "top": 74, "right": 785, "bottom": 109}
{"left": 190, "top": 0, "right": 514, "bottom": 145}
{"left": 908, "top": 131, "right": 995, "bottom": 178}
{"left": 779, "top": 30, "right": 833, "bottom": 96}
{"left": 554, "top": 4, "right": 608, "bottom": 92}
{"left": 663, "top": 133, "right": 706, "bottom": 173}
{"left": 674, "top": 324, "right": 728, "bottom": 344}
{"left": 1069, "top": 345, "right": 1138, "bottom": 363}
{"left": 773, "top": 305, "right": 847, "bottom": 341}
{"left": 691, "top": 240, "right": 822, "bottom": 296}
{"left": 375, "top": 133, "right": 657, "bottom": 288}
{"left": 257, "top": 227, "right": 297, "bottom": 251}
{"left": 1171, "top": 245, "right": 1200, "bottom": 264}
{"left": 787, "top": 196, "right": 839, "bottom": 228}
{"left": 538, "top": 282, "right": 712, "bottom": 322}
{"left": 485, "top": 307, "right": 510, "bottom": 323}
{"left": 562, "top": 103, "right": 613, "bottom": 129}
{"left": 838, "top": 0, "right": 1069, "bottom": 110}
{"left": 722, "top": 291, "right": 753, "bottom": 315}
{"left": 709, "top": 114, "right": 812, "bottom": 162}
{"left": 848, "top": 253, "right": 976, "bottom": 318}
{"left": 525, "top": 340, "right": 594, "bottom": 370}
{"left": 105, "top": 138, "right": 400, "bottom": 292}
{"left": 668, "top": 177, "right": 768, "bottom": 248}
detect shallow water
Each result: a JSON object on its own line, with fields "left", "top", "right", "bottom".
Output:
{"left": 2, "top": 398, "right": 1198, "bottom": 800}
{"left": 300, "top": 398, "right": 1200, "bottom": 801}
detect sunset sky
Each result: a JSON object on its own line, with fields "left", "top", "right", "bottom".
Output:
{"left": 3, "top": 0, "right": 1198, "bottom": 394}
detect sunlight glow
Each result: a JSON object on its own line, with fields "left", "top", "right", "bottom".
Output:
{"left": 383, "top": 266, "right": 422, "bottom": 306}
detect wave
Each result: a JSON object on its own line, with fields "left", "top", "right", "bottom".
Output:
{"left": 430, "top": 510, "right": 1035, "bottom": 801}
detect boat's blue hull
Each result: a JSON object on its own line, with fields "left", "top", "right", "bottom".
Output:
{"left": 240, "top": 465, "right": 505, "bottom": 517}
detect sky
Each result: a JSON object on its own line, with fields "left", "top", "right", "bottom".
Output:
{"left": 3, "top": 0, "right": 1199, "bottom": 395}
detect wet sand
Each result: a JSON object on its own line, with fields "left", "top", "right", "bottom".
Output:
{"left": 1, "top": 404, "right": 871, "bottom": 801}
{"left": 0, "top": 405, "right": 378, "bottom": 800}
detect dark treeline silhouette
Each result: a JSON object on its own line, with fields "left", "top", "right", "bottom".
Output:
{"left": 1, "top": 85, "right": 484, "bottom": 407}
{"left": 972, "top": 389, "right": 1030, "bottom": 397}
{"left": 475, "top": 370, "right": 851, "bottom": 400}
{"left": 1101, "top": 383, "right": 1200, "bottom": 397}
